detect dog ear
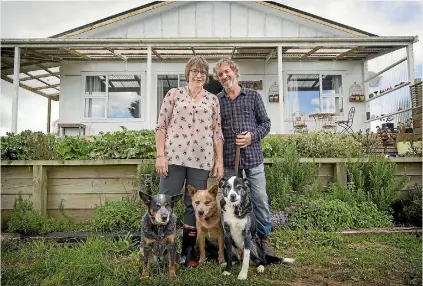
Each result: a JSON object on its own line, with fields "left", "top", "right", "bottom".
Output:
{"left": 187, "top": 185, "right": 198, "bottom": 197}
{"left": 218, "top": 177, "right": 226, "bottom": 188}
{"left": 139, "top": 191, "right": 151, "bottom": 205}
{"left": 208, "top": 184, "right": 219, "bottom": 198}
{"left": 171, "top": 193, "right": 184, "bottom": 205}
{"left": 243, "top": 178, "right": 251, "bottom": 189}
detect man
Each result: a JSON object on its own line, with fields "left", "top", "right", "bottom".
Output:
{"left": 213, "top": 59, "right": 275, "bottom": 256}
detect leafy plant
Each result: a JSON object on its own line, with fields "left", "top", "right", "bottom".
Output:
{"left": 347, "top": 156, "right": 407, "bottom": 213}
{"left": 262, "top": 133, "right": 364, "bottom": 158}
{"left": 90, "top": 196, "right": 145, "bottom": 233}
{"left": 55, "top": 136, "right": 92, "bottom": 160}
{"left": 7, "top": 194, "right": 76, "bottom": 235}
{"left": 265, "top": 145, "right": 318, "bottom": 211}
{"left": 392, "top": 183, "right": 422, "bottom": 227}
{"left": 89, "top": 127, "right": 155, "bottom": 159}
{"left": 288, "top": 197, "right": 392, "bottom": 231}
{"left": 1, "top": 130, "right": 57, "bottom": 160}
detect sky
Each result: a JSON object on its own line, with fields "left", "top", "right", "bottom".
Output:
{"left": 1, "top": 0, "right": 422, "bottom": 135}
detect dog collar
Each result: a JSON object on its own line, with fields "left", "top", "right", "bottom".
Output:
{"left": 202, "top": 206, "right": 217, "bottom": 221}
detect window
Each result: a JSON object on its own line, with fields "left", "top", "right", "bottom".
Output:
{"left": 156, "top": 74, "right": 187, "bottom": 118}
{"left": 286, "top": 73, "right": 344, "bottom": 117}
{"left": 84, "top": 74, "right": 143, "bottom": 119}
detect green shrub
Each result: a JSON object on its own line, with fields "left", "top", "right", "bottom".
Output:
{"left": 262, "top": 133, "right": 364, "bottom": 158}
{"left": 90, "top": 197, "right": 145, "bottom": 233}
{"left": 347, "top": 156, "right": 407, "bottom": 213}
{"left": 265, "top": 145, "right": 318, "bottom": 211}
{"left": 7, "top": 194, "right": 76, "bottom": 235}
{"left": 89, "top": 127, "right": 155, "bottom": 159}
{"left": 55, "top": 136, "right": 92, "bottom": 160}
{"left": 288, "top": 197, "right": 392, "bottom": 231}
{"left": 350, "top": 201, "right": 393, "bottom": 228}
{"left": 288, "top": 197, "right": 354, "bottom": 231}
{"left": 313, "top": 181, "right": 366, "bottom": 205}
{"left": 392, "top": 184, "right": 422, "bottom": 227}
{"left": 1, "top": 130, "right": 57, "bottom": 160}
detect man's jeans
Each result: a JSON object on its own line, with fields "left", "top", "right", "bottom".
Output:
{"left": 223, "top": 163, "right": 272, "bottom": 237}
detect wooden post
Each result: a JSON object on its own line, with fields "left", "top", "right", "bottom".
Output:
{"left": 277, "top": 45, "right": 284, "bottom": 134}
{"left": 334, "top": 162, "right": 348, "bottom": 187}
{"left": 33, "top": 165, "right": 47, "bottom": 215}
{"left": 12, "top": 47, "right": 20, "bottom": 133}
{"left": 146, "top": 45, "right": 152, "bottom": 129}
{"left": 47, "top": 97, "right": 52, "bottom": 133}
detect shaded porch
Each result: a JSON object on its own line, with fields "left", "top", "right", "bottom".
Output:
{"left": 1, "top": 36, "right": 418, "bottom": 134}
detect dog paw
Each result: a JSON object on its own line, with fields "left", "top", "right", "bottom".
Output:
{"left": 222, "top": 271, "right": 231, "bottom": 276}
{"left": 199, "top": 258, "right": 206, "bottom": 265}
{"left": 237, "top": 273, "right": 247, "bottom": 280}
{"left": 219, "top": 262, "right": 227, "bottom": 268}
{"left": 257, "top": 265, "right": 265, "bottom": 273}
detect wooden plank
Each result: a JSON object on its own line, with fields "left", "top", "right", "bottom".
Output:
{"left": 334, "top": 162, "right": 348, "bottom": 186}
{"left": 395, "top": 163, "right": 423, "bottom": 176}
{"left": 33, "top": 165, "right": 47, "bottom": 215}
{"left": 47, "top": 193, "right": 137, "bottom": 209}
{"left": 317, "top": 164, "right": 333, "bottom": 176}
{"left": 405, "top": 176, "right": 422, "bottom": 188}
{"left": 3, "top": 158, "right": 421, "bottom": 166}
{"left": 48, "top": 165, "right": 137, "bottom": 179}
{"left": 48, "top": 178, "right": 137, "bottom": 194}
{"left": 318, "top": 176, "right": 332, "bottom": 186}
{"left": 1, "top": 178, "right": 33, "bottom": 194}
{"left": 1, "top": 194, "right": 32, "bottom": 210}
{"left": 48, "top": 209, "right": 94, "bottom": 222}
{"left": 1, "top": 165, "right": 33, "bottom": 178}
{"left": 1, "top": 159, "right": 147, "bottom": 166}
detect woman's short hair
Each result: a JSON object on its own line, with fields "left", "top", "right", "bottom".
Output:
{"left": 185, "top": 56, "right": 209, "bottom": 84}
{"left": 213, "top": 58, "right": 240, "bottom": 80}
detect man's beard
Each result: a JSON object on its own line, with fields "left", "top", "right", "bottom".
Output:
{"left": 223, "top": 78, "right": 236, "bottom": 91}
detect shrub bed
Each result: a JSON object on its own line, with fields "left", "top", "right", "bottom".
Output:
{"left": 2, "top": 128, "right": 389, "bottom": 160}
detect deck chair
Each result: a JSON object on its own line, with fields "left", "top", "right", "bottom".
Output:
{"left": 336, "top": 107, "right": 355, "bottom": 134}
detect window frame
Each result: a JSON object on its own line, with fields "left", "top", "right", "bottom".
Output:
{"left": 155, "top": 72, "right": 187, "bottom": 118}
{"left": 81, "top": 72, "right": 145, "bottom": 121}
{"left": 283, "top": 71, "right": 347, "bottom": 120}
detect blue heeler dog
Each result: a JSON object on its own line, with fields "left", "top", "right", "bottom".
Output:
{"left": 219, "top": 176, "right": 295, "bottom": 280}
{"left": 138, "top": 191, "right": 184, "bottom": 279}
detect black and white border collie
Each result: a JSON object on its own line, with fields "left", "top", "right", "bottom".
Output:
{"left": 219, "top": 176, "right": 295, "bottom": 280}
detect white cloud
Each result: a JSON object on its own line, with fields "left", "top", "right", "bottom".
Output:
{"left": 311, "top": 97, "right": 320, "bottom": 106}
{"left": 0, "top": 81, "right": 59, "bottom": 135}
{"left": 279, "top": 0, "right": 422, "bottom": 65}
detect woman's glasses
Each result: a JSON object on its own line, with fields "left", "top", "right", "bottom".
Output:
{"left": 190, "top": 69, "right": 207, "bottom": 77}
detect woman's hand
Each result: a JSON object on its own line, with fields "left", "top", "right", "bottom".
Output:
{"left": 213, "top": 161, "right": 224, "bottom": 181}
{"left": 155, "top": 156, "right": 168, "bottom": 178}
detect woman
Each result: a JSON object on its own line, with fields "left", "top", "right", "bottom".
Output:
{"left": 155, "top": 56, "right": 224, "bottom": 267}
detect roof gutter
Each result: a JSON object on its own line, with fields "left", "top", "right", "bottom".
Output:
{"left": 1, "top": 36, "right": 418, "bottom": 48}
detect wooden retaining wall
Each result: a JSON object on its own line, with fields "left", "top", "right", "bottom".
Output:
{"left": 1, "top": 158, "right": 421, "bottom": 222}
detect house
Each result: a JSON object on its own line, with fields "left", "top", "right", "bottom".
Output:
{"left": 1, "top": 1, "right": 418, "bottom": 135}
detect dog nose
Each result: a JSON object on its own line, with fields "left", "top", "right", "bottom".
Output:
{"left": 198, "top": 210, "right": 204, "bottom": 216}
{"left": 161, "top": 215, "right": 168, "bottom": 222}
{"left": 230, "top": 194, "right": 236, "bottom": 201}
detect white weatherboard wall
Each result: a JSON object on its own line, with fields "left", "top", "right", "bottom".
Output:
{"left": 60, "top": 59, "right": 365, "bottom": 135}
{"left": 72, "top": 1, "right": 354, "bottom": 39}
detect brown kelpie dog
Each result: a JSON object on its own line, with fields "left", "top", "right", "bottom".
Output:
{"left": 188, "top": 184, "right": 225, "bottom": 265}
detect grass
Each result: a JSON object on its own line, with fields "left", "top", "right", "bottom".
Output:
{"left": 1, "top": 230, "right": 421, "bottom": 286}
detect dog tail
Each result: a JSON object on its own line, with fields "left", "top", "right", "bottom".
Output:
{"left": 265, "top": 255, "right": 296, "bottom": 264}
